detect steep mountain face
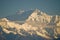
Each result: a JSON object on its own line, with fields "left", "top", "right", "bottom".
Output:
{"left": 0, "top": 9, "right": 60, "bottom": 40}
{"left": 27, "top": 9, "right": 52, "bottom": 24}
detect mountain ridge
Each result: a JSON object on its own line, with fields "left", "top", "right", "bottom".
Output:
{"left": 0, "top": 9, "right": 60, "bottom": 40}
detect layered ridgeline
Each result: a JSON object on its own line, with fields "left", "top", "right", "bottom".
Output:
{"left": 0, "top": 9, "right": 60, "bottom": 40}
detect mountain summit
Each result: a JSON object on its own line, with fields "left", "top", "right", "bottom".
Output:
{"left": 27, "top": 9, "right": 52, "bottom": 24}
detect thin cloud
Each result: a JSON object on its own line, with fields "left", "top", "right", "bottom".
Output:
{"left": 16, "top": 8, "right": 34, "bottom": 14}
{"left": 16, "top": 10, "right": 25, "bottom": 14}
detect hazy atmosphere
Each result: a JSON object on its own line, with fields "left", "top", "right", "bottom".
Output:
{"left": 0, "top": 0, "right": 60, "bottom": 40}
{"left": 0, "top": 0, "right": 60, "bottom": 18}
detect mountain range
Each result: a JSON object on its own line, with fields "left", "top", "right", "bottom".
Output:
{"left": 0, "top": 9, "right": 60, "bottom": 40}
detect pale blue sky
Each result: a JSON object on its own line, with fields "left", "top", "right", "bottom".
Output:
{"left": 0, "top": 0, "right": 60, "bottom": 18}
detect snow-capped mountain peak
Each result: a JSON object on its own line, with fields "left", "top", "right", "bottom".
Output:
{"left": 26, "top": 9, "right": 52, "bottom": 24}
{"left": 29, "top": 9, "right": 41, "bottom": 18}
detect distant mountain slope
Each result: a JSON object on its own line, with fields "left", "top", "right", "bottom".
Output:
{"left": 6, "top": 10, "right": 34, "bottom": 21}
